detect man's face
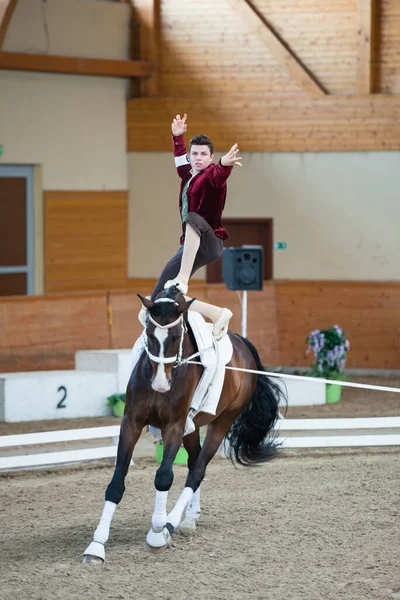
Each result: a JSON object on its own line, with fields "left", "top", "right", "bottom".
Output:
{"left": 189, "top": 145, "right": 213, "bottom": 171}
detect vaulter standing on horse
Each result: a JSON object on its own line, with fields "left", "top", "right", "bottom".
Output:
{"left": 139, "top": 113, "right": 242, "bottom": 339}
{"left": 82, "top": 118, "right": 287, "bottom": 562}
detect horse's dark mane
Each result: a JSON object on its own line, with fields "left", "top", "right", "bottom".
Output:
{"left": 149, "top": 286, "right": 183, "bottom": 319}
{"left": 149, "top": 302, "right": 180, "bottom": 319}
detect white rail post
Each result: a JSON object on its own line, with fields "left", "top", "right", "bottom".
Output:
{"left": 241, "top": 290, "right": 247, "bottom": 338}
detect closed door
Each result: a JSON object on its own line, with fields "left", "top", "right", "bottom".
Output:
{"left": 0, "top": 167, "right": 34, "bottom": 296}
{"left": 207, "top": 218, "right": 273, "bottom": 283}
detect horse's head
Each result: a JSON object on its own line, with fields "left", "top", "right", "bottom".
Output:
{"left": 138, "top": 288, "right": 195, "bottom": 393}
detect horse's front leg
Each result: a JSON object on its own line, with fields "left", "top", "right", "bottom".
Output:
{"left": 146, "top": 422, "right": 185, "bottom": 552}
{"left": 177, "top": 430, "right": 202, "bottom": 536}
{"left": 83, "top": 415, "right": 142, "bottom": 565}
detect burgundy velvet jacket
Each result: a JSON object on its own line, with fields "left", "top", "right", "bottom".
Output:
{"left": 173, "top": 134, "right": 233, "bottom": 245}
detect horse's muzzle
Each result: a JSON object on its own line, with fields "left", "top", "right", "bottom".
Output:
{"left": 151, "top": 380, "right": 171, "bottom": 394}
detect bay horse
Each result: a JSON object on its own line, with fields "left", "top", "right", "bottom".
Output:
{"left": 83, "top": 286, "right": 286, "bottom": 564}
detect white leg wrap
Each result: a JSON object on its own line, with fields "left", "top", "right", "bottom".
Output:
{"left": 93, "top": 501, "right": 117, "bottom": 545}
{"left": 149, "top": 425, "right": 162, "bottom": 441}
{"left": 167, "top": 487, "right": 194, "bottom": 529}
{"left": 186, "top": 486, "right": 201, "bottom": 520}
{"left": 152, "top": 490, "right": 169, "bottom": 530}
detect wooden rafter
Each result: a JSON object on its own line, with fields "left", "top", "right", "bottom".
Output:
{"left": 0, "top": 51, "right": 153, "bottom": 78}
{"left": 130, "top": 0, "right": 161, "bottom": 96}
{"left": 225, "top": 0, "right": 326, "bottom": 96}
{"left": 356, "top": 0, "right": 377, "bottom": 94}
{"left": 0, "top": 0, "right": 18, "bottom": 48}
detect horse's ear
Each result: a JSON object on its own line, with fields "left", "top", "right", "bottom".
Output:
{"left": 176, "top": 298, "right": 196, "bottom": 314}
{"left": 137, "top": 294, "right": 154, "bottom": 310}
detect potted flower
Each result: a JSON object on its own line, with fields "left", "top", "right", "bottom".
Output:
{"left": 306, "top": 325, "right": 350, "bottom": 403}
{"left": 107, "top": 393, "right": 126, "bottom": 418}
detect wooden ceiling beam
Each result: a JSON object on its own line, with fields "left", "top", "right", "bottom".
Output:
{"left": 0, "top": 0, "right": 18, "bottom": 48}
{"left": 130, "top": 0, "right": 161, "bottom": 96}
{"left": 356, "top": 0, "right": 378, "bottom": 94}
{"left": 226, "top": 0, "right": 326, "bottom": 96}
{"left": 0, "top": 51, "right": 153, "bottom": 78}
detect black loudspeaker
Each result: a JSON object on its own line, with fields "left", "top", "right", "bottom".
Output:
{"left": 222, "top": 245, "right": 264, "bottom": 291}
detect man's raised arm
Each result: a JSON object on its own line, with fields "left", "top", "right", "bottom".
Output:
{"left": 210, "top": 143, "right": 242, "bottom": 188}
{"left": 172, "top": 113, "right": 191, "bottom": 177}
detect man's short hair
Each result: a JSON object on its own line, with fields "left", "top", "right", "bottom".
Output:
{"left": 189, "top": 134, "right": 214, "bottom": 155}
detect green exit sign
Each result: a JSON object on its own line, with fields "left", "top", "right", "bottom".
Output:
{"left": 273, "top": 242, "right": 288, "bottom": 250}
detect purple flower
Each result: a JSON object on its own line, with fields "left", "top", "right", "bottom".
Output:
{"left": 307, "top": 325, "right": 349, "bottom": 376}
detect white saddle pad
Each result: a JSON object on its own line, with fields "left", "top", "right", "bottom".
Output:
{"left": 184, "top": 312, "right": 233, "bottom": 436}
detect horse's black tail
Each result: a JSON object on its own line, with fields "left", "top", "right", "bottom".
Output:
{"left": 226, "top": 335, "right": 287, "bottom": 466}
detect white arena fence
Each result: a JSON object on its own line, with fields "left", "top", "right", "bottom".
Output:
{"left": 1, "top": 370, "right": 399, "bottom": 472}
{"left": 1, "top": 416, "right": 400, "bottom": 472}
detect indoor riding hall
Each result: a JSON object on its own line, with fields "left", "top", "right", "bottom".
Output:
{"left": 0, "top": 1, "right": 399, "bottom": 599}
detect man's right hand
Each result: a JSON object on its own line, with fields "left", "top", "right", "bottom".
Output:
{"left": 172, "top": 113, "right": 188, "bottom": 136}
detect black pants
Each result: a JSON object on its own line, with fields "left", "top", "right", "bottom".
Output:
{"left": 151, "top": 213, "right": 223, "bottom": 301}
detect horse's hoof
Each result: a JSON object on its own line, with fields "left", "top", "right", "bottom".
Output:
{"left": 82, "top": 554, "right": 104, "bottom": 566}
{"left": 82, "top": 541, "right": 105, "bottom": 564}
{"left": 145, "top": 542, "right": 170, "bottom": 554}
{"left": 146, "top": 526, "right": 172, "bottom": 552}
{"left": 177, "top": 516, "right": 197, "bottom": 537}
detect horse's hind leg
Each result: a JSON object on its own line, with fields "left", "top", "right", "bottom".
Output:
{"left": 83, "top": 415, "right": 142, "bottom": 565}
{"left": 166, "top": 416, "right": 234, "bottom": 535}
{"left": 178, "top": 430, "right": 202, "bottom": 536}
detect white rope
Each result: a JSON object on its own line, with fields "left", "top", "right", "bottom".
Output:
{"left": 184, "top": 361, "right": 400, "bottom": 394}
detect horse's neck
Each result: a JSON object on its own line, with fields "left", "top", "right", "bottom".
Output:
{"left": 184, "top": 324, "right": 198, "bottom": 357}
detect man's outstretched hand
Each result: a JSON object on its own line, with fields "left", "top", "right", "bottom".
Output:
{"left": 221, "top": 144, "right": 242, "bottom": 168}
{"left": 172, "top": 113, "right": 188, "bottom": 136}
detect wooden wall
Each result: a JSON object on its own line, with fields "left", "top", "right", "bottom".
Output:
{"left": 156, "top": 0, "right": 363, "bottom": 97}
{"left": 44, "top": 191, "right": 129, "bottom": 293}
{"left": 0, "top": 292, "right": 110, "bottom": 372}
{"left": 275, "top": 281, "right": 400, "bottom": 370}
{"left": 127, "top": 95, "right": 400, "bottom": 152}
{"left": 128, "top": 0, "right": 400, "bottom": 152}
{"left": 1, "top": 281, "right": 398, "bottom": 373}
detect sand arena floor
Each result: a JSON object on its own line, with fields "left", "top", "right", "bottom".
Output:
{"left": 0, "top": 377, "right": 399, "bottom": 600}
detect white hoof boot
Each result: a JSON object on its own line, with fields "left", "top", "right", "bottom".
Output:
{"left": 177, "top": 516, "right": 197, "bottom": 536}
{"left": 213, "top": 308, "right": 233, "bottom": 339}
{"left": 163, "top": 278, "right": 188, "bottom": 295}
{"left": 82, "top": 541, "right": 105, "bottom": 565}
{"left": 146, "top": 526, "right": 172, "bottom": 550}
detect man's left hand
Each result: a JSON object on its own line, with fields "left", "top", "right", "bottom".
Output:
{"left": 221, "top": 144, "right": 242, "bottom": 168}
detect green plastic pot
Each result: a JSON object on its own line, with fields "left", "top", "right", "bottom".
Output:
{"left": 155, "top": 443, "right": 188, "bottom": 465}
{"left": 325, "top": 383, "right": 342, "bottom": 404}
{"left": 112, "top": 399, "right": 126, "bottom": 418}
